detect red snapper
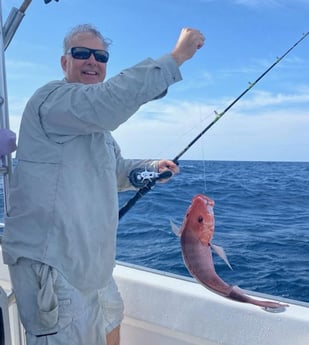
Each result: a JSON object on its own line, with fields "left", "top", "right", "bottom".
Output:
{"left": 171, "top": 194, "right": 288, "bottom": 311}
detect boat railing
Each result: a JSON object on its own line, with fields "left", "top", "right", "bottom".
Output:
{"left": 0, "top": 286, "right": 12, "bottom": 345}
{"left": 0, "top": 0, "right": 14, "bottom": 218}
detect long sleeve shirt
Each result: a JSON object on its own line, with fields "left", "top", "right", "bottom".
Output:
{"left": 2, "top": 54, "right": 182, "bottom": 290}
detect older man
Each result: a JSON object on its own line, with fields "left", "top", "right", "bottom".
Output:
{"left": 2, "top": 24, "right": 205, "bottom": 345}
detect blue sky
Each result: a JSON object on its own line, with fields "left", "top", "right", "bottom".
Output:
{"left": 2, "top": 0, "right": 309, "bottom": 161}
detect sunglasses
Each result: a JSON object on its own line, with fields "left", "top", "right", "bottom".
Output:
{"left": 67, "top": 47, "right": 109, "bottom": 63}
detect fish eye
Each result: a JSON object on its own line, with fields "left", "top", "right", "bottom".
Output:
{"left": 198, "top": 216, "right": 203, "bottom": 223}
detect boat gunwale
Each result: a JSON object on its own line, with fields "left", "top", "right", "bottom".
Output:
{"left": 116, "top": 260, "right": 309, "bottom": 308}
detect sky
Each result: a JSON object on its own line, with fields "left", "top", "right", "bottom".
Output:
{"left": 1, "top": 0, "right": 309, "bottom": 162}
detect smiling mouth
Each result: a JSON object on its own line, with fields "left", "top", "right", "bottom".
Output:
{"left": 83, "top": 71, "right": 98, "bottom": 76}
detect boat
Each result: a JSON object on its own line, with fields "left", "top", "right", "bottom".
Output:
{"left": 1, "top": 1, "right": 309, "bottom": 345}
{"left": 0, "top": 245, "right": 309, "bottom": 345}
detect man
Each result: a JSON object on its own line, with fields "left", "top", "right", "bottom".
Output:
{"left": 2, "top": 24, "right": 205, "bottom": 345}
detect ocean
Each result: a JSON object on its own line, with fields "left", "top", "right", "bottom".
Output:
{"left": 1, "top": 160, "right": 309, "bottom": 303}
{"left": 117, "top": 160, "right": 309, "bottom": 303}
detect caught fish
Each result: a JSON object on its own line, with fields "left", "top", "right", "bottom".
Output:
{"left": 171, "top": 194, "right": 288, "bottom": 312}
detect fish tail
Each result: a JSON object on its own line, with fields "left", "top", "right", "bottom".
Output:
{"left": 229, "top": 286, "right": 288, "bottom": 312}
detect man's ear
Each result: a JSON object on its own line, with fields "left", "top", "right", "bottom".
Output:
{"left": 61, "top": 55, "right": 67, "bottom": 71}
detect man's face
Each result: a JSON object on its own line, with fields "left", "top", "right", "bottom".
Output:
{"left": 61, "top": 32, "right": 107, "bottom": 84}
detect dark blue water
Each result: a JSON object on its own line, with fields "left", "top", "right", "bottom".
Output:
{"left": 1, "top": 160, "right": 308, "bottom": 303}
{"left": 117, "top": 160, "right": 309, "bottom": 303}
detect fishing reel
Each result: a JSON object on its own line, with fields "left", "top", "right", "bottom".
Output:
{"left": 129, "top": 167, "right": 172, "bottom": 188}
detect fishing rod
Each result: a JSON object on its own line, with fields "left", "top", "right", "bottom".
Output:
{"left": 118, "top": 31, "right": 309, "bottom": 219}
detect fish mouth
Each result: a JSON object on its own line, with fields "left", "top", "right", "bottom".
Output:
{"left": 193, "top": 194, "right": 215, "bottom": 207}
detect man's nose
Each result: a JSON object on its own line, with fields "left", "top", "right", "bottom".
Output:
{"left": 86, "top": 52, "right": 97, "bottom": 63}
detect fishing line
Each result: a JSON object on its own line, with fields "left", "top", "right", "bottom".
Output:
{"left": 119, "top": 31, "right": 309, "bottom": 220}
{"left": 154, "top": 105, "right": 215, "bottom": 160}
{"left": 201, "top": 144, "right": 208, "bottom": 193}
{"left": 197, "top": 105, "right": 208, "bottom": 193}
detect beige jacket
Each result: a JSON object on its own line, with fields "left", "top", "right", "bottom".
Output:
{"left": 2, "top": 54, "right": 182, "bottom": 290}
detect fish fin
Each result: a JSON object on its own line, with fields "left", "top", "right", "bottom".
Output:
{"left": 211, "top": 243, "right": 233, "bottom": 270}
{"left": 170, "top": 219, "right": 182, "bottom": 237}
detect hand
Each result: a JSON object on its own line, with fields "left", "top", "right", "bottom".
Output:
{"left": 157, "top": 159, "right": 179, "bottom": 183}
{"left": 0, "top": 128, "right": 17, "bottom": 157}
{"left": 171, "top": 28, "right": 205, "bottom": 66}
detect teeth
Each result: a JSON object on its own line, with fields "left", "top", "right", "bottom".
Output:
{"left": 84, "top": 71, "right": 97, "bottom": 75}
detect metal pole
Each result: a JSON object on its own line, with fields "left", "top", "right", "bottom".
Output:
{"left": 3, "top": 0, "right": 32, "bottom": 50}
{"left": 0, "top": 0, "right": 13, "bottom": 216}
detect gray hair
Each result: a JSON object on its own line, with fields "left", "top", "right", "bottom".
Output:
{"left": 63, "top": 24, "right": 111, "bottom": 53}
